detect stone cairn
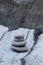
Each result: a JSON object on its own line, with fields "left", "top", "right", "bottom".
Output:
{"left": 11, "top": 35, "right": 28, "bottom": 52}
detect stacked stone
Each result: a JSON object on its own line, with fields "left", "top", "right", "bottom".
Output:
{"left": 11, "top": 35, "right": 28, "bottom": 52}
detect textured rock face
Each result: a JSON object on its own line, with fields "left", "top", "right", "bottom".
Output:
{"left": 0, "top": 0, "right": 20, "bottom": 30}
{"left": 18, "top": 0, "right": 43, "bottom": 29}
{"left": 0, "top": 0, "right": 43, "bottom": 30}
{"left": 16, "top": 0, "right": 43, "bottom": 29}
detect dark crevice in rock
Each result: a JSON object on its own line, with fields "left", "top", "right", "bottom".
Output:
{"left": 19, "top": 13, "right": 27, "bottom": 27}
{"left": 21, "top": 28, "right": 42, "bottom": 65}
{"left": 28, "top": 28, "right": 42, "bottom": 56}
{"left": 21, "top": 58, "right": 26, "bottom": 65}
{"left": 35, "top": 12, "right": 41, "bottom": 28}
{"left": 0, "top": 32, "right": 8, "bottom": 41}
{"left": 29, "top": 28, "right": 42, "bottom": 54}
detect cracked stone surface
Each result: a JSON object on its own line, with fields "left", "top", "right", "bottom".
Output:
{"left": 25, "top": 34, "right": 43, "bottom": 65}
{"left": 0, "top": 26, "right": 34, "bottom": 65}
{"left": 0, "top": 0, "right": 19, "bottom": 30}
{"left": 0, "top": 25, "right": 43, "bottom": 65}
{"left": 0, "top": 0, "right": 43, "bottom": 30}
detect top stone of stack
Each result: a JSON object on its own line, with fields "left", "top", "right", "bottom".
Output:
{"left": 14, "top": 35, "right": 24, "bottom": 42}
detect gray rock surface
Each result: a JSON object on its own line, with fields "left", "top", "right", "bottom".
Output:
{"left": 0, "top": 0, "right": 43, "bottom": 30}
{"left": 12, "top": 40, "right": 26, "bottom": 47}
{"left": 0, "top": 0, "right": 20, "bottom": 30}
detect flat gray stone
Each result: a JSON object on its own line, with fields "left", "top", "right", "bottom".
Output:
{"left": 11, "top": 45, "right": 28, "bottom": 52}
{"left": 12, "top": 40, "right": 27, "bottom": 47}
{"left": 14, "top": 38, "right": 24, "bottom": 42}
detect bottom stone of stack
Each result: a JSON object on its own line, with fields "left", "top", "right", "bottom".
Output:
{"left": 11, "top": 46, "right": 28, "bottom": 52}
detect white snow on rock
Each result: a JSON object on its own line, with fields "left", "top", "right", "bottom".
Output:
{"left": 15, "top": 29, "right": 35, "bottom": 59}
{"left": 0, "top": 25, "right": 9, "bottom": 40}
{"left": 1, "top": 26, "right": 43, "bottom": 65}
{"left": 25, "top": 34, "right": 43, "bottom": 65}
{"left": 15, "top": 28, "right": 29, "bottom": 40}
{"left": 26, "top": 29, "right": 35, "bottom": 51}
{"left": 0, "top": 27, "right": 31, "bottom": 65}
